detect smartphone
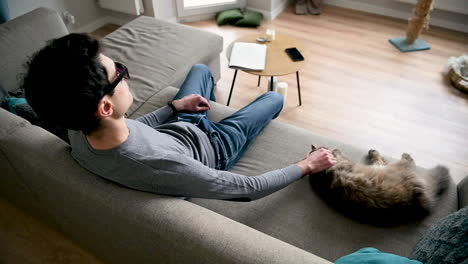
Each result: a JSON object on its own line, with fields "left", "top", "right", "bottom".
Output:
{"left": 285, "top": 47, "right": 304, "bottom": 62}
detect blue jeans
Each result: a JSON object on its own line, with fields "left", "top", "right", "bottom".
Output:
{"left": 168, "top": 64, "right": 284, "bottom": 170}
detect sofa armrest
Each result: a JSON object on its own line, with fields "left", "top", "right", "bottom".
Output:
{"left": 0, "top": 7, "right": 68, "bottom": 93}
{"left": 123, "top": 195, "right": 333, "bottom": 264}
{"left": 458, "top": 175, "right": 468, "bottom": 209}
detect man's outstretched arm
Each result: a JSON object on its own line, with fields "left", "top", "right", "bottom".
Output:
{"left": 142, "top": 149, "right": 336, "bottom": 201}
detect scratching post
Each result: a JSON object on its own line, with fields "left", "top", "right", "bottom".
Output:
{"left": 389, "top": 0, "right": 433, "bottom": 52}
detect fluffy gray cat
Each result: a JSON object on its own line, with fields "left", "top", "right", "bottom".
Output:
{"left": 308, "top": 145, "right": 451, "bottom": 225}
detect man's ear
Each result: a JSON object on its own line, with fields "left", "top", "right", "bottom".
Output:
{"left": 96, "top": 98, "right": 113, "bottom": 118}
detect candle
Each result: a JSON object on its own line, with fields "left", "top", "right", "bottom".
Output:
{"left": 266, "top": 28, "right": 275, "bottom": 41}
{"left": 277, "top": 82, "right": 288, "bottom": 101}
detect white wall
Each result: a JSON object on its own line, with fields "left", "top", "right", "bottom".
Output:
{"left": 246, "top": 0, "right": 272, "bottom": 11}
{"left": 7, "top": 0, "right": 104, "bottom": 32}
{"left": 247, "top": 0, "right": 293, "bottom": 20}
{"left": 176, "top": 0, "right": 247, "bottom": 22}
{"left": 8, "top": 0, "right": 465, "bottom": 34}
{"left": 396, "top": 0, "right": 468, "bottom": 15}
{"left": 153, "top": 0, "right": 177, "bottom": 22}
{"left": 246, "top": 0, "right": 292, "bottom": 20}
{"left": 324, "top": 0, "right": 468, "bottom": 33}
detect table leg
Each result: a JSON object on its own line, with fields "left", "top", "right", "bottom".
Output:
{"left": 257, "top": 76, "right": 261, "bottom": 87}
{"left": 296, "top": 71, "right": 302, "bottom": 106}
{"left": 227, "top": 69, "right": 238, "bottom": 106}
{"left": 270, "top": 76, "right": 274, "bottom": 91}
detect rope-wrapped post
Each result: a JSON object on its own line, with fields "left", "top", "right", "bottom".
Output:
{"left": 406, "top": 0, "right": 434, "bottom": 44}
{"left": 388, "top": 0, "right": 433, "bottom": 52}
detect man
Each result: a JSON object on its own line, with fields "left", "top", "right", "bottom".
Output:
{"left": 23, "top": 33, "right": 336, "bottom": 201}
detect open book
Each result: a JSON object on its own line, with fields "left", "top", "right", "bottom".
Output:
{"left": 229, "top": 42, "right": 267, "bottom": 71}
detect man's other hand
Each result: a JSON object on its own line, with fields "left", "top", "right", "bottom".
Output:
{"left": 173, "top": 94, "right": 211, "bottom": 112}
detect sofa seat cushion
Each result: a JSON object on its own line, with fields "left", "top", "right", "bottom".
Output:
{"left": 100, "top": 16, "right": 223, "bottom": 118}
{"left": 131, "top": 86, "right": 458, "bottom": 262}
{"left": 191, "top": 104, "right": 458, "bottom": 262}
{"left": 190, "top": 131, "right": 457, "bottom": 261}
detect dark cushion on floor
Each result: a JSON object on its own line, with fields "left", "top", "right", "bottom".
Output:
{"left": 216, "top": 8, "right": 243, "bottom": 25}
{"left": 234, "top": 10, "right": 263, "bottom": 27}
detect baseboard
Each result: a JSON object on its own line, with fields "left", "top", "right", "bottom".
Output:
{"left": 74, "top": 15, "right": 130, "bottom": 33}
{"left": 166, "top": 17, "right": 178, "bottom": 23}
{"left": 178, "top": 0, "right": 292, "bottom": 23}
{"left": 324, "top": 0, "right": 468, "bottom": 33}
{"left": 129, "top": 0, "right": 291, "bottom": 24}
{"left": 74, "top": 17, "right": 110, "bottom": 33}
{"left": 177, "top": 13, "right": 216, "bottom": 23}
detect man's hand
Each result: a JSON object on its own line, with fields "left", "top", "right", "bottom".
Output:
{"left": 296, "top": 147, "right": 336, "bottom": 175}
{"left": 172, "top": 94, "right": 211, "bottom": 112}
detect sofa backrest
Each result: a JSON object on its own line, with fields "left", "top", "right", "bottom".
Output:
{"left": 458, "top": 176, "right": 468, "bottom": 209}
{"left": 0, "top": 7, "right": 68, "bottom": 95}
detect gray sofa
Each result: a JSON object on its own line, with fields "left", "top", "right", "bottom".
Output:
{"left": 0, "top": 7, "right": 466, "bottom": 264}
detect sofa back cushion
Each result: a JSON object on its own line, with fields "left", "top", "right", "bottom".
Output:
{"left": 100, "top": 16, "right": 222, "bottom": 118}
{"left": 411, "top": 206, "right": 468, "bottom": 264}
{"left": 458, "top": 176, "right": 468, "bottom": 209}
{"left": 0, "top": 7, "right": 68, "bottom": 95}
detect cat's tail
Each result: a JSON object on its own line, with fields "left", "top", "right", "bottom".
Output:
{"left": 428, "top": 165, "right": 451, "bottom": 195}
{"left": 420, "top": 165, "right": 451, "bottom": 210}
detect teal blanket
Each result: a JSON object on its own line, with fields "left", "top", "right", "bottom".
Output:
{"left": 336, "top": 248, "right": 422, "bottom": 264}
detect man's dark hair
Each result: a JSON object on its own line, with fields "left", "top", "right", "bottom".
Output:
{"left": 22, "top": 33, "right": 112, "bottom": 134}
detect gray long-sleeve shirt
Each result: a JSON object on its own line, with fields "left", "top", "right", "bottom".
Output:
{"left": 69, "top": 106, "right": 302, "bottom": 201}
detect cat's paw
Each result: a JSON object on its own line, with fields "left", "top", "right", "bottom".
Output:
{"left": 368, "top": 149, "right": 380, "bottom": 157}
{"left": 401, "top": 153, "right": 414, "bottom": 162}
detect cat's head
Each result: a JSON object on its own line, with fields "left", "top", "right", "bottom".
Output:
{"left": 310, "top": 145, "right": 349, "bottom": 165}
{"left": 310, "top": 144, "right": 328, "bottom": 153}
{"left": 310, "top": 145, "right": 338, "bottom": 156}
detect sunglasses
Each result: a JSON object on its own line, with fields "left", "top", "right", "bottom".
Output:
{"left": 102, "top": 62, "right": 130, "bottom": 95}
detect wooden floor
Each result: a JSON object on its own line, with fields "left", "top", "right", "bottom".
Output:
{"left": 2, "top": 4, "right": 467, "bottom": 264}
{"left": 0, "top": 198, "right": 104, "bottom": 264}
{"left": 185, "top": 5, "right": 468, "bottom": 184}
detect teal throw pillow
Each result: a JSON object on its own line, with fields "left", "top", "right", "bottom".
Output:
{"left": 336, "top": 248, "right": 422, "bottom": 264}
{"left": 4, "top": 97, "right": 27, "bottom": 114}
{"left": 234, "top": 10, "right": 263, "bottom": 27}
{"left": 216, "top": 8, "right": 243, "bottom": 25}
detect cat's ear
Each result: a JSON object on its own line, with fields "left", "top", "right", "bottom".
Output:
{"left": 311, "top": 144, "right": 317, "bottom": 151}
